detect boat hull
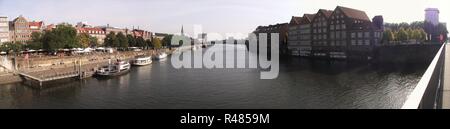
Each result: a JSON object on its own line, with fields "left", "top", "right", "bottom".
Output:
{"left": 95, "top": 69, "right": 130, "bottom": 77}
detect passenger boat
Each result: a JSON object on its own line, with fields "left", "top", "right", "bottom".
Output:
{"left": 96, "top": 60, "right": 131, "bottom": 77}
{"left": 132, "top": 56, "right": 152, "bottom": 66}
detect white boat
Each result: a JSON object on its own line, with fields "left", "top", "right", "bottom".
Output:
{"left": 132, "top": 56, "right": 152, "bottom": 66}
{"left": 192, "top": 46, "right": 198, "bottom": 51}
{"left": 96, "top": 60, "right": 131, "bottom": 77}
{"left": 155, "top": 52, "right": 168, "bottom": 60}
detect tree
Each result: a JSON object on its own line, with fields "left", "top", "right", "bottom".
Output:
{"left": 42, "top": 24, "right": 79, "bottom": 52}
{"left": 28, "top": 32, "right": 43, "bottom": 50}
{"left": 418, "top": 29, "right": 427, "bottom": 42}
{"left": 104, "top": 32, "right": 118, "bottom": 47}
{"left": 135, "top": 37, "right": 145, "bottom": 48}
{"left": 89, "top": 36, "right": 99, "bottom": 47}
{"left": 162, "top": 35, "right": 173, "bottom": 48}
{"left": 383, "top": 29, "right": 396, "bottom": 43}
{"left": 152, "top": 38, "right": 162, "bottom": 49}
{"left": 116, "top": 32, "right": 128, "bottom": 49}
{"left": 1, "top": 42, "right": 24, "bottom": 54}
{"left": 397, "top": 28, "right": 409, "bottom": 42}
{"left": 77, "top": 33, "right": 91, "bottom": 48}
{"left": 127, "top": 34, "right": 136, "bottom": 47}
{"left": 145, "top": 39, "right": 152, "bottom": 49}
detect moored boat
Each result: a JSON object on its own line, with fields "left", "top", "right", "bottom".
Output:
{"left": 96, "top": 60, "right": 131, "bottom": 77}
{"left": 132, "top": 56, "right": 152, "bottom": 66}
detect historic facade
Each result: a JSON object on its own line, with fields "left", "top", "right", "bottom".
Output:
{"left": 286, "top": 6, "right": 383, "bottom": 60}
{"left": 253, "top": 23, "right": 289, "bottom": 55}
{"left": 9, "top": 15, "right": 31, "bottom": 43}
{"left": 311, "top": 9, "right": 333, "bottom": 57}
{"left": 131, "top": 29, "right": 152, "bottom": 41}
{"left": 0, "top": 16, "right": 9, "bottom": 44}
{"left": 76, "top": 27, "right": 106, "bottom": 44}
{"left": 29, "top": 21, "right": 45, "bottom": 33}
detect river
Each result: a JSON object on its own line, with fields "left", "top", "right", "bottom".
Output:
{"left": 0, "top": 44, "right": 427, "bottom": 109}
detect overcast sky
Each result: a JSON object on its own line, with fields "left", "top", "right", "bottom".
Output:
{"left": 0, "top": 0, "right": 448, "bottom": 40}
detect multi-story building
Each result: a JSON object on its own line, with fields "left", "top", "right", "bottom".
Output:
{"left": 131, "top": 29, "right": 152, "bottom": 41}
{"left": 102, "top": 25, "right": 128, "bottom": 35}
{"left": 252, "top": 23, "right": 289, "bottom": 55}
{"left": 311, "top": 9, "right": 333, "bottom": 57}
{"left": 287, "top": 16, "right": 302, "bottom": 56}
{"left": 328, "top": 6, "right": 383, "bottom": 59}
{"left": 76, "top": 27, "right": 106, "bottom": 44}
{"left": 9, "top": 15, "right": 31, "bottom": 43}
{"left": 0, "top": 16, "right": 9, "bottom": 44}
{"left": 29, "top": 21, "right": 45, "bottom": 33}
{"left": 286, "top": 6, "right": 383, "bottom": 60}
{"left": 425, "top": 8, "right": 439, "bottom": 26}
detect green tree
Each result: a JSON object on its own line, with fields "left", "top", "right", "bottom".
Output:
{"left": 383, "top": 29, "right": 396, "bottom": 43}
{"left": 418, "top": 28, "right": 427, "bottom": 42}
{"left": 397, "top": 28, "right": 409, "bottom": 42}
{"left": 127, "top": 34, "right": 136, "bottom": 47}
{"left": 116, "top": 32, "right": 128, "bottom": 49}
{"left": 104, "top": 32, "right": 118, "bottom": 47}
{"left": 42, "top": 24, "right": 79, "bottom": 52}
{"left": 162, "top": 35, "right": 173, "bottom": 48}
{"left": 28, "top": 32, "right": 43, "bottom": 50}
{"left": 145, "top": 39, "right": 152, "bottom": 49}
{"left": 135, "top": 37, "right": 145, "bottom": 48}
{"left": 89, "top": 36, "right": 99, "bottom": 47}
{"left": 77, "top": 33, "right": 91, "bottom": 48}
{"left": 152, "top": 38, "right": 162, "bottom": 49}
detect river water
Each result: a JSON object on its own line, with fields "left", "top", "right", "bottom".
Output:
{"left": 0, "top": 45, "right": 427, "bottom": 109}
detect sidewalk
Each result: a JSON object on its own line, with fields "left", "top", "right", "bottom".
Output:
{"left": 443, "top": 43, "right": 450, "bottom": 108}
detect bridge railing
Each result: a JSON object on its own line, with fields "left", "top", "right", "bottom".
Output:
{"left": 402, "top": 43, "right": 446, "bottom": 109}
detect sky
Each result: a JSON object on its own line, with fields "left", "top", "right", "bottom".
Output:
{"left": 0, "top": 0, "right": 448, "bottom": 40}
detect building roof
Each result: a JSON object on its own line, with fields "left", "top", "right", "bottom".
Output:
{"left": 29, "top": 21, "right": 44, "bottom": 28}
{"left": 303, "top": 13, "right": 316, "bottom": 22}
{"left": 12, "top": 15, "right": 27, "bottom": 22}
{"left": 319, "top": 9, "right": 333, "bottom": 18}
{"left": 290, "top": 16, "right": 303, "bottom": 25}
{"left": 154, "top": 33, "right": 169, "bottom": 36}
{"left": 336, "top": 6, "right": 370, "bottom": 21}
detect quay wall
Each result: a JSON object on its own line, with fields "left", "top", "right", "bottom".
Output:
{"left": 373, "top": 44, "right": 441, "bottom": 63}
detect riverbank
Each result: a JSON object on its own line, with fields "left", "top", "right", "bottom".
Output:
{"left": 0, "top": 48, "right": 175, "bottom": 85}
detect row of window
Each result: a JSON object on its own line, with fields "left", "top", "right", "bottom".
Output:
{"left": 78, "top": 30, "right": 106, "bottom": 34}
{"left": 351, "top": 40, "right": 371, "bottom": 46}
{"left": 330, "top": 24, "right": 346, "bottom": 30}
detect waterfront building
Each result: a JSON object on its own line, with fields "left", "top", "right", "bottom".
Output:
{"left": 328, "top": 6, "right": 383, "bottom": 59}
{"left": 131, "top": 29, "right": 152, "bottom": 41}
{"left": 9, "top": 15, "right": 31, "bottom": 43}
{"left": 29, "top": 21, "right": 45, "bottom": 33}
{"left": 45, "top": 24, "right": 56, "bottom": 31}
{"left": 287, "top": 16, "right": 302, "bottom": 56}
{"left": 101, "top": 25, "right": 128, "bottom": 35}
{"left": 76, "top": 27, "right": 106, "bottom": 44}
{"left": 311, "top": 9, "right": 333, "bottom": 57}
{"left": 0, "top": 16, "right": 9, "bottom": 44}
{"left": 252, "top": 23, "right": 289, "bottom": 55}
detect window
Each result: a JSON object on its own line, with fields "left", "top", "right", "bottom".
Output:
{"left": 336, "top": 31, "right": 341, "bottom": 39}
{"left": 357, "top": 32, "right": 363, "bottom": 38}
{"left": 358, "top": 40, "right": 363, "bottom": 45}
{"left": 341, "top": 31, "right": 346, "bottom": 39}
{"left": 330, "top": 32, "right": 335, "bottom": 39}
{"left": 323, "top": 28, "right": 327, "bottom": 33}
{"left": 365, "top": 40, "right": 370, "bottom": 45}
{"left": 364, "top": 32, "right": 370, "bottom": 38}
{"left": 330, "top": 25, "right": 335, "bottom": 30}
{"left": 341, "top": 24, "right": 346, "bottom": 29}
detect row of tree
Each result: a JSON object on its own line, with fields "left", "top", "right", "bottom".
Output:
{"left": 383, "top": 28, "right": 428, "bottom": 43}
{"left": 1, "top": 24, "right": 177, "bottom": 54}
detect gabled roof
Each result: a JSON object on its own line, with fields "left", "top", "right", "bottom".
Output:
{"left": 29, "top": 21, "right": 44, "bottom": 28}
{"left": 336, "top": 6, "right": 370, "bottom": 21}
{"left": 319, "top": 9, "right": 333, "bottom": 18}
{"left": 13, "top": 15, "right": 27, "bottom": 22}
{"left": 290, "top": 16, "right": 303, "bottom": 25}
{"left": 303, "top": 13, "right": 316, "bottom": 22}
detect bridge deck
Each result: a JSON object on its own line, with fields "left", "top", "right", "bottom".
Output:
{"left": 444, "top": 43, "right": 450, "bottom": 108}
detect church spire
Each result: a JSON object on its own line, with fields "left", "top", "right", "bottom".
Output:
{"left": 181, "top": 25, "right": 184, "bottom": 36}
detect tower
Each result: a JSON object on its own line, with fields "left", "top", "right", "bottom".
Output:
{"left": 181, "top": 25, "right": 184, "bottom": 36}
{"left": 425, "top": 8, "right": 439, "bottom": 26}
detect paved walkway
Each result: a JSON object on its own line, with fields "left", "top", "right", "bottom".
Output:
{"left": 443, "top": 43, "right": 450, "bottom": 108}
